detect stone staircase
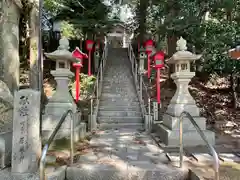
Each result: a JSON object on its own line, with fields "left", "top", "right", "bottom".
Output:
{"left": 1, "top": 48, "right": 229, "bottom": 180}
{"left": 62, "top": 48, "right": 190, "bottom": 180}
{"left": 97, "top": 48, "right": 143, "bottom": 129}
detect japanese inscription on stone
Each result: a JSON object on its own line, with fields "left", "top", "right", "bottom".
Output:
{"left": 11, "top": 89, "right": 41, "bottom": 173}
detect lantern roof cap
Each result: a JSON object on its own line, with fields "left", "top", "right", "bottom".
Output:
{"left": 167, "top": 37, "right": 202, "bottom": 64}
{"left": 45, "top": 37, "right": 78, "bottom": 62}
{"left": 139, "top": 46, "right": 145, "bottom": 52}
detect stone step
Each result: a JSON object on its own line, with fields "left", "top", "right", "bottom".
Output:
{"left": 102, "top": 89, "right": 136, "bottom": 93}
{"left": 98, "top": 123, "right": 144, "bottom": 130}
{"left": 66, "top": 163, "right": 189, "bottom": 180}
{"left": 99, "top": 100, "right": 140, "bottom": 106}
{"left": 101, "top": 89, "right": 136, "bottom": 94}
{"left": 98, "top": 105, "right": 141, "bottom": 111}
{"left": 103, "top": 78, "right": 133, "bottom": 82}
{"left": 101, "top": 93, "right": 138, "bottom": 98}
{"left": 102, "top": 85, "right": 135, "bottom": 88}
{"left": 101, "top": 90, "right": 136, "bottom": 95}
{"left": 0, "top": 165, "right": 66, "bottom": 180}
{"left": 102, "top": 83, "right": 134, "bottom": 86}
{"left": 98, "top": 110, "right": 142, "bottom": 117}
{"left": 103, "top": 81, "right": 133, "bottom": 83}
{"left": 97, "top": 116, "right": 143, "bottom": 123}
{"left": 100, "top": 98, "right": 139, "bottom": 103}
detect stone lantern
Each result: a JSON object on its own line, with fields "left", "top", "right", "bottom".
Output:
{"left": 157, "top": 37, "right": 215, "bottom": 147}
{"left": 42, "top": 37, "right": 84, "bottom": 141}
{"left": 44, "top": 37, "right": 77, "bottom": 103}
{"left": 138, "top": 46, "right": 147, "bottom": 73}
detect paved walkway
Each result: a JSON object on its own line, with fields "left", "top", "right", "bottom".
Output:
{"left": 66, "top": 128, "right": 188, "bottom": 180}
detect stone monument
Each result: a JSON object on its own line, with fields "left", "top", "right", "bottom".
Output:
{"left": 157, "top": 37, "right": 215, "bottom": 147}
{"left": 42, "top": 37, "right": 85, "bottom": 141}
{"left": 11, "top": 89, "right": 41, "bottom": 173}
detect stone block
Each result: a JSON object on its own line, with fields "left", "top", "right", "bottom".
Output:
{"left": 0, "top": 131, "right": 12, "bottom": 168}
{"left": 66, "top": 165, "right": 127, "bottom": 180}
{"left": 43, "top": 102, "right": 78, "bottom": 130}
{"left": 42, "top": 107, "right": 81, "bottom": 141}
{"left": 42, "top": 122, "right": 86, "bottom": 143}
{"left": 156, "top": 123, "right": 215, "bottom": 147}
{"left": 88, "top": 114, "right": 97, "bottom": 131}
{"left": 74, "top": 123, "right": 86, "bottom": 141}
{"left": 163, "top": 114, "right": 206, "bottom": 130}
{"left": 166, "top": 103, "right": 200, "bottom": 117}
{"left": 0, "top": 166, "right": 66, "bottom": 180}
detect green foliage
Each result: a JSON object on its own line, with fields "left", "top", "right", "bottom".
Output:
{"left": 69, "top": 73, "right": 96, "bottom": 100}
{"left": 134, "top": 0, "right": 240, "bottom": 75}
{"left": 60, "top": 21, "right": 83, "bottom": 39}
{"left": 52, "top": 0, "right": 111, "bottom": 35}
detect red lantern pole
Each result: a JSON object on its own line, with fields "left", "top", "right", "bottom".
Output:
{"left": 147, "top": 53, "right": 151, "bottom": 79}
{"left": 88, "top": 50, "right": 92, "bottom": 76}
{"left": 72, "top": 47, "right": 88, "bottom": 102}
{"left": 144, "top": 39, "right": 154, "bottom": 79}
{"left": 152, "top": 51, "right": 165, "bottom": 105}
{"left": 86, "top": 39, "right": 94, "bottom": 76}
{"left": 156, "top": 68, "right": 161, "bottom": 104}
{"left": 73, "top": 63, "right": 82, "bottom": 102}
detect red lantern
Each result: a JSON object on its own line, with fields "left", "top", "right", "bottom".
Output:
{"left": 85, "top": 40, "right": 94, "bottom": 76}
{"left": 152, "top": 51, "right": 165, "bottom": 104}
{"left": 152, "top": 51, "right": 165, "bottom": 69}
{"left": 144, "top": 39, "right": 154, "bottom": 54}
{"left": 144, "top": 39, "right": 154, "bottom": 78}
{"left": 72, "top": 47, "right": 88, "bottom": 102}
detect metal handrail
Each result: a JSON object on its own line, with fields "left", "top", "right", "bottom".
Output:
{"left": 179, "top": 111, "right": 219, "bottom": 180}
{"left": 128, "top": 44, "right": 153, "bottom": 130}
{"left": 40, "top": 109, "right": 74, "bottom": 180}
{"left": 89, "top": 42, "right": 108, "bottom": 128}
{"left": 90, "top": 45, "right": 107, "bottom": 98}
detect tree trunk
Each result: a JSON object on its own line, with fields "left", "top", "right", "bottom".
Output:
{"left": 139, "top": 0, "right": 148, "bottom": 44}
{"left": 231, "top": 73, "right": 239, "bottom": 109}
{"left": 29, "top": 0, "right": 40, "bottom": 90}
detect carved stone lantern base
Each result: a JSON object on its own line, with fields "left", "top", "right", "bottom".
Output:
{"left": 155, "top": 37, "right": 215, "bottom": 147}
{"left": 157, "top": 71, "right": 215, "bottom": 147}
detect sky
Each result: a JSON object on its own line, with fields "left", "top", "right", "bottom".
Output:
{"left": 102, "top": 0, "right": 133, "bottom": 22}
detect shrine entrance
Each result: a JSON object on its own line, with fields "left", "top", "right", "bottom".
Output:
{"left": 107, "top": 24, "right": 130, "bottom": 48}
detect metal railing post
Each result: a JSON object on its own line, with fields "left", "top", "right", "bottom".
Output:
{"left": 135, "top": 63, "right": 138, "bottom": 83}
{"left": 148, "top": 98, "right": 151, "bottom": 131}
{"left": 90, "top": 98, "right": 93, "bottom": 119}
{"left": 139, "top": 75, "right": 143, "bottom": 101}
{"left": 70, "top": 113, "right": 74, "bottom": 165}
{"left": 179, "top": 115, "right": 183, "bottom": 168}
{"left": 100, "top": 63, "right": 103, "bottom": 82}
{"left": 96, "top": 78, "right": 99, "bottom": 101}
{"left": 179, "top": 111, "right": 219, "bottom": 180}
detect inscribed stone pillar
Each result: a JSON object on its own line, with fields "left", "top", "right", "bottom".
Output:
{"left": 11, "top": 89, "right": 41, "bottom": 173}
{"left": 0, "top": 0, "right": 22, "bottom": 92}
{"left": 158, "top": 37, "right": 215, "bottom": 147}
